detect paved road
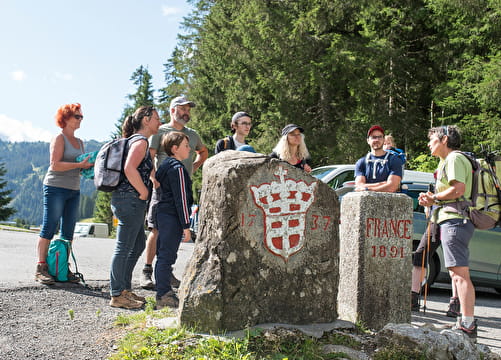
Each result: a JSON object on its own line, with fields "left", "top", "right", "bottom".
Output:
{"left": 1, "top": 228, "right": 500, "bottom": 355}
{"left": 0, "top": 227, "right": 194, "bottom": 289}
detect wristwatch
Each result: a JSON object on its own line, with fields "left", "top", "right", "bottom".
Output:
{"left": 432, "top": 194, "right": 439, "bottom": 203}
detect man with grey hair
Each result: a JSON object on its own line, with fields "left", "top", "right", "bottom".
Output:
{"left": 141, "top": 96, "right": 208, "bottom": 290}
{"left": 214, "top": 111, "right": 253, "bottom": 154}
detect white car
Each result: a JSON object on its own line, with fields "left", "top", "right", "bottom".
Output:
{"left": 311, "top": 164, "right": 434, "bottom": 195}
{"left": 312, "top": 164, "right": 501, "bottom": 294}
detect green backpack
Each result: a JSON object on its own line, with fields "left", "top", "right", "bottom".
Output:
{"left": 455, "top": 150, "right": 501, "bottom": 230}
{"left": 47, "top": 239, "right": 70, "bottom": 281}
{"left": 47, "top": 239, "right": 84, "bottom": 282}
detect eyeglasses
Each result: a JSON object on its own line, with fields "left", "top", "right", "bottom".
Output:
{"left": 238, "top": 122, "right": 252, "bottom": 127}
{"left": 74, "top": 115, "right": 84, "bottom": 120}
{"left": 369, "top": 135, "right": 383, "bottom": 140}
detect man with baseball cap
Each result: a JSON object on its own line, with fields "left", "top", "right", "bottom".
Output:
{"left": 140, "top": 95, "right": 208, "bottom": 290}
{"left": 214, "top": 111, "right": 252, "bottom": 154}
{"left": 354, "top": 125, "right": 403, "bottom": 192}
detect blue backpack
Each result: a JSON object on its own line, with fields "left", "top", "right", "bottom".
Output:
{"left": 386, "top": 147, "right": 406, "bottom": 165}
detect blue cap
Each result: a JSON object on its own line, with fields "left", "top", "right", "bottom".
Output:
{"left": 236, "top": 145, "right": 256, "bottom": 153}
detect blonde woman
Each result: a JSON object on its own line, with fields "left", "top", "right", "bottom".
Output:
{"left": 270, "top": 124, "right": 311, "bottom": 173}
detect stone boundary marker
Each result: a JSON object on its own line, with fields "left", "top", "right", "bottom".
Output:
{"left": 337, "top": 191, "right": 413, "bottom": 330}
{"left": 178, "top": 151, "right": 340, "bottom": 333}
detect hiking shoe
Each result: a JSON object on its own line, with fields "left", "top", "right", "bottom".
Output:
{"left": 453, "top": 319, "right": 478, "bottom": 341}
{"left": 140, "top": 267, "right": 155, "bottom": 290}
{"left": 123, "top": 290, "right": 146, "bottom": 303}
{"left": 411, "top": 291, "right": 420, "bottom": 311}
{"left": 155, "top": 290, "right": 179, "bottom": 310}
{"left": 446, "top": 296, "right": 461, "bottom": 318}
{"left": 67, "top": 270, "right": 81, "bottom": 284}
{"left": 35, "top": 263, "right": 55, "bottom": 285}
{"left": 171, "top": 274, "right": 181, "bottom": 289}
{"left": 110, "top": 290, "right": 144, "bottom": 309}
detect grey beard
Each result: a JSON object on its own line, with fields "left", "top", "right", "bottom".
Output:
{"left": 176, "top": 115, "right": 189, "bottom": 126}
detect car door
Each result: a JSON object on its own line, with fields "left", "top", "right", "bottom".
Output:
{"left": 468, "top": 227, "right": 501, "bottom": 285}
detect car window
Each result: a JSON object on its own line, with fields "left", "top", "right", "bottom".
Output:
{"left": 328, "top": 170, "right": 355, "bottom": 190}
{"left": 311, "top": 167, "right": 337, "bottom": 181}
{"left": 401, "top": 188, "right": 426, "bottom": 213}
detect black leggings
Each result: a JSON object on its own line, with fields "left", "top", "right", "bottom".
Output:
{"left": 412, "top": 222, "right": 441, "bottom": 267}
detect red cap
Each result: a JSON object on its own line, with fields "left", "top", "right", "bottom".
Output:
{"left": 367, "top": 125, "right": 384, "bottom": 137}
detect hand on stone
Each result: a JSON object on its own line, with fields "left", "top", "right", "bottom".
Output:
{"left": 183, "top": 228, "right": 191, "bottom": 243}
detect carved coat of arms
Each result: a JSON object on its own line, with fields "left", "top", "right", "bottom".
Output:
{"left": 250, "top": 166, "right": 317, "bottom": 261}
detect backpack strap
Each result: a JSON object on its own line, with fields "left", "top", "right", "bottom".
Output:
{"left": 127, "top": 134, "right": 149, "bottom": 161}
{"left": 365, "top": 152, "right": 390, "bottom": 180}
{"left": 223, "top": 136, "right": 235, "bottom": 150}
{"left": 68, "top": 240, "right": 87, "bottom": 287}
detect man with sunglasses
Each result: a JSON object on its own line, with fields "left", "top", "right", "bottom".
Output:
{"left": 141, "top": 96, "right": 208, "bottom": 291}
{"left": 214, "top": 111, "right": 253, "bottom": 154}
{"left": 354, "top": 125, "right": 404, "bottom": 193}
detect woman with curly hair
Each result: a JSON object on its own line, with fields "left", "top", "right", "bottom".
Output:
{"left": 35, "top": 103, "right": 93, "bottom": 285}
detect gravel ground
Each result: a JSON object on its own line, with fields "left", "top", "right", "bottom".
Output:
{"left": 0, "top": 281, "right": 150, "bottom": 360}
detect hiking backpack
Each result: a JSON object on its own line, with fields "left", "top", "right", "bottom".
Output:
{"left": 364, "top": 152, "right": 391, "bottom": 180}
{"left": 46, "top": 239, "right": 84, "bottom": 282}
{"left": 94, "top": 134, "right": 144, "bottom": 192}
{"left": 454, "top": 150, "right": 501, "bottom": 230}
{"left": 386, "top": 147, "right": 406, "bottom": 165}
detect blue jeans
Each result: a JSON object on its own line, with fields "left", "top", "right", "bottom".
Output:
{"left": 39, "top": 185, "right": 80, "bottom": 240}
{"left": 110, "top": 192, "right": 147, "bottom": 297}
{"left": 155, "top": 212, "right": 183, "bottom": 298}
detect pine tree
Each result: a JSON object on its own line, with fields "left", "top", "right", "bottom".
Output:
{"left": 0, "top": 162, "right": 16, "bottom": 221}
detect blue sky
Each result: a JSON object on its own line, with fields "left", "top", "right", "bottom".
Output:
{"left": 0, "top": 0, "right": 192, "bottom": 142}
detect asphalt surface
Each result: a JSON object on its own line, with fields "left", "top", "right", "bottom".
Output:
{"left": 1, "top": 226, "right": 500, "bottom": 355}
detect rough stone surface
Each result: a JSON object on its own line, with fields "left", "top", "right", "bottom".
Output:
{"left": 376, "top": 323, "right": 494, "bottom": 360}
{"left": 322, "top": 344, "right": 370, "bottom": 360}
{"left": 178, "top": 151, "right": 340, "bottom": 332}
{"left": 338, "top": 191, "right": 413, "bottom": 330}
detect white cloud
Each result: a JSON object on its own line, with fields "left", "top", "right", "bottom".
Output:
{"left": 162, "top": 6, "right": 181, "bottom": 16}
{"left": 11, "top": 70, "right": 27, "bottom": 81}
{"left": 0, "top": 114, "right": 53, "bottom": 142}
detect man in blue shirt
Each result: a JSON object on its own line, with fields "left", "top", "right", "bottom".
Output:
{"left": 354, "top": 125, "right": 403, "bottom": 192}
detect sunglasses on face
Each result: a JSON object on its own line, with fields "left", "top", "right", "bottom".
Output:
{"left": 74, "top": 115, "right": 84, "bottom": 120}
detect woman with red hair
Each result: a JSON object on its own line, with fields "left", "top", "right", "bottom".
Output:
{"left": 35, "top": 103, "right": 92, "bottom": 285}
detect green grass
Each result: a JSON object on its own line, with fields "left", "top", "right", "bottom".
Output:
{"left": 107, "top": 303, "right": 359, "bottom": 360}
{"left": 107, "top": 302, "right": 426, "bottom": 360}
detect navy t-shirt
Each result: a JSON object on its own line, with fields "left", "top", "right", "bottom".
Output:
{"left": 355, "top": 152, "right": 403, "bottom": 184}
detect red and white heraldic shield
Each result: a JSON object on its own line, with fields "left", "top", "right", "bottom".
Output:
{"left": 250, "top": 167, "right": 317, "bottom": 262}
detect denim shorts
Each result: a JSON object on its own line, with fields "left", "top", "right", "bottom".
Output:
{"left": 39, "top": 185, "right": 80, "bottom": 240}
{"left": 440, "top": 218, "right": 475, "bottom": 268}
